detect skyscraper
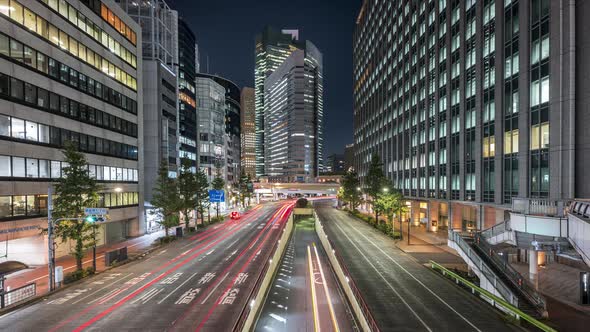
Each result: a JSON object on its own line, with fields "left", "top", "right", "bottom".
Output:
{"left": 177, "top": 18, "right": 198, "bottom": 172}
{"left": 264, "top": 42, "right": 324, "bottom": 183}
{"left": 240, "top": 87, "right": 256, "bottom": 179}
{"left": 117, "top": 0, "right": 178, "bottom": 231}
{"left": 0, "top": 0, "right": 142, "bottom": 262}
{"left": 353, "top": 0, "right": 585, "bottom": 231}
{"left": 254, "top": 26, "right": 302, "bottom": 178}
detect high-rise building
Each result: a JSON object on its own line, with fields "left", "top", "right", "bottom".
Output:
{"left": 353, "top": 0, "right": 585, "bottom": 231}
{"left": 0, "top": 0, "right": 142, "bottom": 263}
{"left": 117, "top": 0, "right": 178, "bottom": 231}
{"left": 264, "top": 42, "right": 323, "bottom": 183}
{"left": 254, "top": 26, "right": 302, "bottom": 177}
{"left": 177, "top": 18, "right": 197, "bottom": 172}
{"left": 344, "top": 143, "right": 354, "bottom": 171}
{"left": 240, "top": 87, "right": 256, "bottom": 179}
{"left": 325, "top": 154, "right": 346, "bottom": 174}
{"left": 195, "top": 75, "right": 226, "bottom": 183}
{"left": 197, "top": 74, "right": 241, "bottom": 184}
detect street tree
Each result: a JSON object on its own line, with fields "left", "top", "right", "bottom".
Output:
{"left": 391, "top": 190, "right": 409, "bottom": 240}
{"left": 150, "top": 160, "right": 181, "bottom": 236}
{"left": 195, "top": 170, "right": 210, "bottom": 225}
{"left": 211, "top": 162, "right": 225, "bottom": 219}
{"left": 238, "top": 171, "right": 252, "bottom": 208}
{"left": 177, "top": 159, "right": 198, "bottom": 231}
{"left": 341, "top": 168, "right": 362, "bottom": 211}
{"left": 52, "top": 142, "right": 101, "bottom": 271}
{"left": 364, "top": 153, "right": 388, "bottom": 223}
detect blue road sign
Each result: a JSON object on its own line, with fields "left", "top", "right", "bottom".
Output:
{"left": 209, "top": 190, "right": 225, "bottom": 203}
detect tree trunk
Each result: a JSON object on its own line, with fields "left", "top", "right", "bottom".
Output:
{"left": 76, "top": 238, "right": 83, "bottom": 271}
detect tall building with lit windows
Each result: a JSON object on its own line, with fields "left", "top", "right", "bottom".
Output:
{"left": 240, "top": 87, "right": 255, "bottom": 179}
{"left": 264, "top": 42, "right": 324, "bottom": 183}
{"left": 254, "top": 26, "right": 302, "bottom": 178}
{"left": 353, "top": 0, "right": 586, "bottom": 231}
{"left": 0, "top": 0, "right": 142, "bottom": 263}
{"left": 117, "top": 0, "right": 178, "bottom": 231}
{"left": 177, "top": 18, "right": 197, "bottom": 172}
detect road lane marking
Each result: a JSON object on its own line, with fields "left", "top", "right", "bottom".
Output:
{"left": 341, "top": 217, "right": 483, "bottom": 332}
{"left": 313, "top": 243, "right": 340, "bottom": 332}
{"left": 72, "top": 273, "right": 134, "bottom": 304}
{"left": 175, "top": 288, "right": 201, "bottom": 304}
{"left": 160, "top": 273, "right": 183, "bottom": 285}
{"left": 157, "top": 272, "right": 198, "bottom": 304}
{"left": 200, "top": 272, "right": 229, "bottom": 304}
{"left": 307, "top": 245, "right": 321, "bottom": 332}
{"left": 331, "top": 220, "right": 433, "bottom": 331}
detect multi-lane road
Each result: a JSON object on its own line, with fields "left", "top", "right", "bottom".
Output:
{"left": 0, "top": 202, "right": 292, "bottom": 332}
{"left": 315, "top": 201, "right": 520, "bottom": 332}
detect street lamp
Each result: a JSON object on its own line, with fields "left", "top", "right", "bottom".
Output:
{"left": 356, "top": 187, "right": 361, "bottom": 191}
{"left": 382, "top": 187, "right": 389, "bottom": 193}
{"left": 114, "top": 187, "right": 122, "bottom": 193}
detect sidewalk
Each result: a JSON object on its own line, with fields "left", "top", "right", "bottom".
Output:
{"left": 4, "top": 230, "right": 164, "bottom": 296}
{"left": 395, "top": 224, "right": 465, "bottom": 268}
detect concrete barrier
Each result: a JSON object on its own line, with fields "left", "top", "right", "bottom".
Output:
{"left": 313, "top": 211, "right": 375, "bottom": 332}
{"left": 239, "top": 213, "right": 294, "bottom": 331}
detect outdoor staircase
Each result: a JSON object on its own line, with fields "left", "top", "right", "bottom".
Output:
{"left": 448, "top": 230, "right": 548, "bottom": 319}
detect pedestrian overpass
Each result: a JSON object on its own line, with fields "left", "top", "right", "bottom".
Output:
{"left": 253, "top": 182, "right": 340, "bottom": 202}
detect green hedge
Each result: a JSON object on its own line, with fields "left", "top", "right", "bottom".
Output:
{"left": 347, "top": 209, "right": 402, "bottom": 239}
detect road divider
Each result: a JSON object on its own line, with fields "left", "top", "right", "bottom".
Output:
{"left": 234, "top": 210, "right": 294, "bottom": 332}
{"left": 314, "top": 211, "right": 380, "bottom": 332}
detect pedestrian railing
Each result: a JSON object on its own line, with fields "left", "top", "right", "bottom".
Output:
{"left": 0, "top": 282, "right": 36, "bottom": 309}
{"left": 472, "top": 232, "right": 547, "bottom": 315}
{"left": 448, "top": 230, "right": 520, "bottom": 307}
{"left": 480, "top": 220, "right": 511, "bottom": 239}
{"left": 430, "top": 261, "right": 556, "bottom": 332}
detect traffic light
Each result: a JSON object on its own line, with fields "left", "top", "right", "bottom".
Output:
{"left": 85, "top": 215, "right": 97, "bottom": 223}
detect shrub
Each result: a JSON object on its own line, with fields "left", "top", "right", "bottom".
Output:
{"left": 211, "top": 216, "right": 225, "bottom": 223}
{"left": 295, "top": 198, "right": 309, "bottom": 208}
{"left": 64, "top": 268, "right": 90, "bottom": 284}
{"left": 159, "top": 235, "right": 176, "bottom": 244}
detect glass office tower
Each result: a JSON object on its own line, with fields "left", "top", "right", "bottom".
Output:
{"left": 353, "top": 0, "right": 584, "bottom": 231}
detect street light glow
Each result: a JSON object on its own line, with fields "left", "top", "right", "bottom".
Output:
{"left": 114, "top": 187, "right": 123, "bottom": 192}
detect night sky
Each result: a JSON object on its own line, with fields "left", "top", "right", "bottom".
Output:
{"left": 167, "top": 0, "right": 362, "bottom": 155}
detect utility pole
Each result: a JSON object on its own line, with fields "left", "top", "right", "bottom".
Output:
{"left": 47, "top": 186, "right": 55, "bottom": 292}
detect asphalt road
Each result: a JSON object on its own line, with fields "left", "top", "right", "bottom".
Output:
{"left": 0, "top": 202, "right": 292, "bottom": 332}
{"left": 255, "top": 216, "right": 357, "bottom": 332}
{"left": 315, "top": 202, "right": 521, "bottom": 332}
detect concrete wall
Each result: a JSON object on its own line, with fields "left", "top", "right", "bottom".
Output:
{"left": 509, "top": 213, "right": 568, "bottom": 237}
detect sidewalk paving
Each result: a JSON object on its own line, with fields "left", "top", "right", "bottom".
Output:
{"left": 4, "top": 230, "right": 164, "bottom": 296}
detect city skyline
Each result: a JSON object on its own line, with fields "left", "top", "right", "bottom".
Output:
{"left": 166, "top": 0, "right": 360, "bottom": 155}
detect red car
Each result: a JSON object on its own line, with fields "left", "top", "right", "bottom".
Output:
{"left": 230, "top": 211, "right": 241, "bottom": 219}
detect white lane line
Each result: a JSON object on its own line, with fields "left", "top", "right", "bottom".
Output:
{"left": 131, "top": 288, "right": 159, "bottom": 304}
{"left": 342, "top": 218, "right": 483, "bottom": 332}
{"left": 331, "top": 220, "right": 433, "bottom": 331}
{"left": 142, "top": 288, "right": 164, "bottom": 304}
{"left": 313, "top": 244, "right": 340, "bottom": 332}
{"left": 307, "top": 245, "right": 321, "bottom": 332}
{"left": 200, "top": 272, "right": 229, "bottom": 304}
{"left": 71, "top": 273, "right": 134, "bottom": 304}
{"left": 157, "top": 272, "right": 198, "bottom": 304}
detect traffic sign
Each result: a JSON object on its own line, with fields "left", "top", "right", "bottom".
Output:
{"left": 84, "top": 208, "right": 109, "bottom": 215}
{"left": 209, "top": 190, "right": 225, "bottom": 203}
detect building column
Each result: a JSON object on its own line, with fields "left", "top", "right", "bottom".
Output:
{"left": 529, "top": 249, "right": 539, "bottom": 289}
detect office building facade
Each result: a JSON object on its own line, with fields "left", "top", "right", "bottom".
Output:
{"left": 195, "top": 75, "right": 226, "bottom": 183}
{"left": 0, "top": 0, "right": 142, "bottom": 263}
{"left": 197, "top": 73, "right": 241, "bottom": 184}
{"left": 177, "top": 18, "right": 197, "bottom": 171}
{"left": 325, "top": 154, "right": 346, "bottom": 174}
{"left": 264, "top": 42, "right": 324, "bottom": 183}
{"left": 117, "top": 0, "right": 178, "bottom": 232}
{"left": 240, "top": 87, "right": 255, "bottom": 179}
{"left": 254, "top": 26, "right": 301, "bottom": 178}
{"left": 353, "top": 0, "right": 585, "bottom": 231}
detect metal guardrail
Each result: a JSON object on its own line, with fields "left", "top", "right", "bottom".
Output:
{"left": 512, "top": 198, "right": 568, "bottom": 217}
{"left": 480, "top": 220, "right": 510, "bottom": 239}
{"left": 315, "top": 212, "right": 380, "bottom": 332}
{"left": 430, "top": 261, "right": 556, "bottom": 332}
{"left": 0, "top": 282, "right": 36, "bottom": 308}
{"left": 448, "top": 230, "right": 519, "bottom": 307}
{"left": 472, "top": 233, "right": 547, "bottom": 315}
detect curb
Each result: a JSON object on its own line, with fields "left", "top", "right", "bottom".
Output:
{"left": 0, "top": 239, "right": 168, "bottom": 317}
